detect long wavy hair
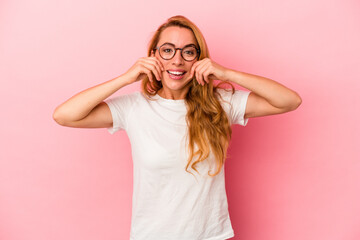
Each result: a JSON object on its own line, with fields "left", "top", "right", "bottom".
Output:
{"left": 141, "top": 15, "right": 236, "bottom": 177}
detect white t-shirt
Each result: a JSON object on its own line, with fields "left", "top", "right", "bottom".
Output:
{"left": 105, "top": 88, "right": 250, "bottom": 240}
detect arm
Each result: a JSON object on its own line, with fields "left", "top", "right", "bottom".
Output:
{"left": 52, "top": 75, "right": 130, "bottom": 127}
{"left": 225, "top": 69, "right": 302, "bottom": 119}
{"left": 190, "top": 58, "right": 302, "bottom": 119}
{"left": 53, "top": 55, "right": 164, "bottom": 127}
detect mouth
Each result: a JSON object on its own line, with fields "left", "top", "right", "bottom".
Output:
{"left": 167, "top": 70, "right": 187, "bottom": 76}
{"left": 166, "top": 70, "right": 187, "bottom": 80}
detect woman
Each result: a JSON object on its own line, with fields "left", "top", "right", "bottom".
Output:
{"left": 53, "top": 15, "right": 301, "bottom": 240}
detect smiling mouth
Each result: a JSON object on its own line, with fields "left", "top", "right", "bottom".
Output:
{"left": 167, "top": 70, "right": 187, "bottom": 76}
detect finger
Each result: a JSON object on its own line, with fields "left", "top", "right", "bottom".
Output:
{"left": 198, "top": 61, "right": 212, "bottom": 84}
{"left": 154, "top": 58, "right": 165, "bottom": 72}
{"left": 187, "top": 67, "right": 195, "bottom": 81}
{"left": 143, "top": 58, "right": 163, "bottom": 78}
{"left": 151, "top": 61, "right": 163, "bottom": 80}
{"left": 141, "top": 62, "right": 161, "bottom": 81}
{"left": 191, "top": 61, "right": 204, "bottom": 86}
{"left": 196, "top": 69, "right": 203, "bottom": 86}
{"left": 140, "top": 67, "right": 154, "bottom": 83}
{"left": 196, "top": 68, "right": 204, "bottom": 86}
{"left": 145, "top": 69, "right": 154, "bottom": 83}
{"left": 203, "top": 68, "right": 212, "bottom": 83}
{"left": 149, "top": 51, "right": 164, "bottom": 71}
{"left": 196, "top": 62, "right": 211, "bottom": 86}
{"left": 190, "top": 60, "right": 201, "bottom": 78}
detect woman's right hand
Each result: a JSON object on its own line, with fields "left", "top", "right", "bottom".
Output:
{"left": 123, "top": 51, "right": 165, "bottom": 84}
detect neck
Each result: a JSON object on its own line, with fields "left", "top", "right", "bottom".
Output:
{"left": 158, "top": 87, "right": 190, "bottom": 100}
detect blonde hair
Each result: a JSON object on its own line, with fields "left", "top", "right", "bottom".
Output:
{"left": 141, "top": 15, "right": 236, "bottom": 177}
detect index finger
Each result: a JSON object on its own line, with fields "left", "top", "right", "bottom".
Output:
{"left": 151, "top": 50, "right": 164, "bottom": 71}
{"left": 158, "top": 59, "right": 164, "bottom": 71}
{"left": 190, "top": 60, "right": 200, "bottom": 77}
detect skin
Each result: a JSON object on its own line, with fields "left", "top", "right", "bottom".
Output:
{"left": 53, "top": 25, "right": 302, "bottom": 128}
{"left": 152, "top": 26, "right": 199, "bottom": 100}
{"left": 126, "top": 26, "right": 302, "bottom": 118}
{"left": 150, "top": 26, "right": 302, "bottom": 118}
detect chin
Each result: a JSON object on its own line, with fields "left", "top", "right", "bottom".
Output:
{"left": 163, "top": 78, "right": 192, "bottom": 91}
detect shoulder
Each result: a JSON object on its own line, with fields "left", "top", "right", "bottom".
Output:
{"left": 110, "top": 91, "right": 142, "bottom": 100}
{"left": 216, "top": 88, "right": 250, "bottom": 101}
{"left": 105, "top": 91, "right": 142, "bottom": 107}
{"left": 215, "top": 87, "right": 233, "bottom": 101}
{"left": 215, "top": 87, "right": 251, "bottom": 126}
{"left": 215, "top": 87, "right": 250, "bottom": 103}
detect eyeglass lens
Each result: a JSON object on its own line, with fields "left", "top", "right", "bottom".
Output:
{"left": 159, "top": 44, "right": 198, "bottom": 61}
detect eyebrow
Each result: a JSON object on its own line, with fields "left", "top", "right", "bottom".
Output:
{"left": 162, "top": 42, "right": 198, "bottom": 48}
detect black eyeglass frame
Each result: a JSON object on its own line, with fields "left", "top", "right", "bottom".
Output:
{"left": 153, "top": 43, "right": 201, "bottom": 62}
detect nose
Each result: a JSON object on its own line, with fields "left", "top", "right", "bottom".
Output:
{"left": 172, "top": 49, "right": 184, "bottom": 65}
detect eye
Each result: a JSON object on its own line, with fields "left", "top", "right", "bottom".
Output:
{"left": 163, "top": 48, "right": 173, "bottom": 53}
{"left": 160, "top": 46, "right": 174, "bottom": 54}
{"left": 183, "top": 47, "right": 196, "bottom": 56}
{"left": 184, "top": 50, "right": 195, "bottom": 55}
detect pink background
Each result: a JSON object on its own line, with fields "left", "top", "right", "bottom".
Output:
{"left": 1, "top": 0, "right": 359, "bottom": 239}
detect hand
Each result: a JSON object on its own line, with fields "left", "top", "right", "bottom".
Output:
{"left": 123, "top": 51, "right": 165, "bottom": 84}
{"left": 189, "top": 58, "right": 229, "bottom": 86}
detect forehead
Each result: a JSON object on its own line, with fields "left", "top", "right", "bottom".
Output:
{"left": 158, "top": 26, "right": 197, "bottom": 47}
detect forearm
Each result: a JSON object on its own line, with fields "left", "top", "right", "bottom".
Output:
{"left": 53, "top": 74, "right": 130, "bottom": 122}
{"left": 225, "top": 69, "right": 302, "bottom": 109}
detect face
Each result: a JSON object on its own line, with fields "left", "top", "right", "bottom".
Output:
{"left": 154, "top": 26, "right": 198, "bottom": 98}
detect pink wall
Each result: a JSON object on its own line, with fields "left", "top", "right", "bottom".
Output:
{"left": 1, "top": 0, "right": 359, "bottom": 239}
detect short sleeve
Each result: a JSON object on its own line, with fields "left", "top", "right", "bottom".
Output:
{"left": 230, "top": 89, "right": 250, "bottom": 126}
{"left": 104, "top": 92, "right": 139, "bottom": 134}
{"left": 217, "top": 88, "right": 251, "bottom": 126}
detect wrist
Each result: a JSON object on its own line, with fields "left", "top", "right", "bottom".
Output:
{"left": 223, "top": 68, "right": 235, "bottom": 82}
{"left": 115, "top": 74, "right": 132, "bottom": 87}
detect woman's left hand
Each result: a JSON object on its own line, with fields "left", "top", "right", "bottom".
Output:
{"left": 189, "top": 58, "right": 229, "bottom": 86}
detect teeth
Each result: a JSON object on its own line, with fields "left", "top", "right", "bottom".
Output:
{"left": 168, "top": 71, "right": 185, "bottom": 76}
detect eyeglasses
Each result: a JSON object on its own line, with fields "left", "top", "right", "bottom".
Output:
{"left": 153, "top": 43, "right": 200, "bottom": 62}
